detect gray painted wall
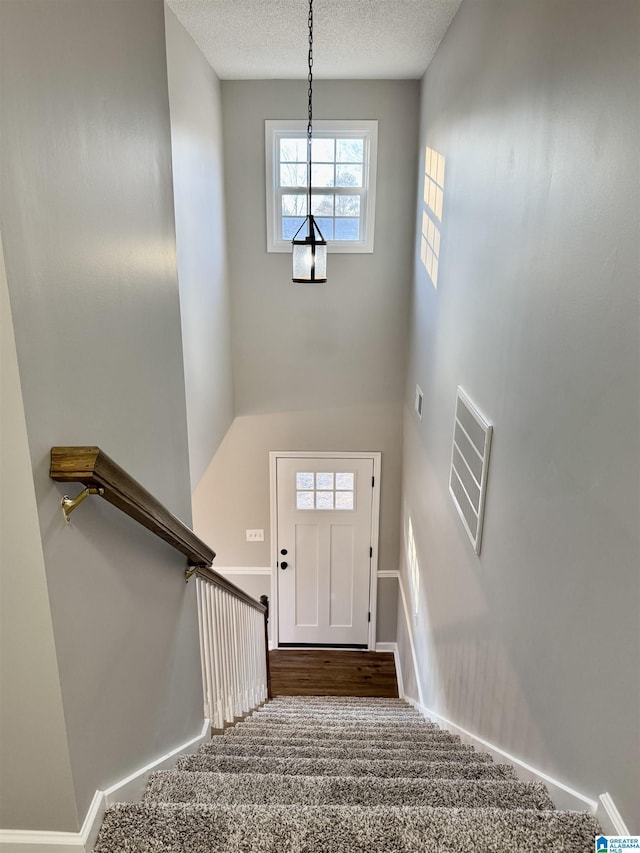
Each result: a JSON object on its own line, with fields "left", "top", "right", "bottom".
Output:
{"left": 192, "top": 407, "right": 403, "bottom": 642}
{"left": 222, "top": 79, "right": 419, "bottom": 419}
{"left": 165, "top": 6, "right": 234, "bottom": 489}
{"left": 398, "top": 0, "right": 639, "bottom": 828}
{"left": 193, "top": 80, "right": 419, "bottom": 640}
{"left": 1, "top": 0, "right": 204, "bottom": 829}
{"left": 0, "top": 241, "right": 79, "bottom": 832}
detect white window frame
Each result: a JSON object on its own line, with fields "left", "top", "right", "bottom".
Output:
{"left": 265, "top": 119, "right": 378, "bottom": 253}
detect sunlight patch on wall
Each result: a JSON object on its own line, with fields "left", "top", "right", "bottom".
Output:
{"left": 406, "top": 516, "right": 420, "bottom": 615}
{"left": 420, "top": 146, "right": 446, "bottom": 289}
{"left": 421, "top": 211, "right": 440, "bottom": 288}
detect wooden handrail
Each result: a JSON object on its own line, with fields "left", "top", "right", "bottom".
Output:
{"left": 51, "top": 446, "right": 271, "bottom": 713}
{"left": 50, "top": 445, "right": 214, "bottom": 566}
{"left": 194, "top": 566, "right": 266, "bottom": 614}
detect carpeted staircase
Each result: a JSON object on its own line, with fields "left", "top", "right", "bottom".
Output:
{"left": 95, "top": 696, "right": 600, "bottom": 851}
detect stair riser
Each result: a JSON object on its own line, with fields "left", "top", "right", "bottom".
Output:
{"left": 248, "top": 714, "right": 425, "bottom": 723}
{"left": 176, "top": 755, "right": 517, "bottom": 780}
{"left": 95, "top": 697, "right": 601, "bottom": 852}
{"left": 219, "top": 734, "right": 460, "bottom": 752}
{"left": 224, "top": 727, "right": 461, "bottom": 742}
{"left": 236, "top": 717, "right": 438, "bottom": 737}
{"left": 201, "top": 744, "right": 491, "bottom": 763}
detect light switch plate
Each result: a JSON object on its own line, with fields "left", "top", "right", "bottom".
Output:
{"left": 246, "top": 529, "right": 264, "bottom": 542}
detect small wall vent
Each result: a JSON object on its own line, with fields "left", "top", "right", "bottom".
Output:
{"left": 449, "top": 387, "right": 492, "bottom": 555}
{"left": 414, "top": 385, "right": 424, "bottom": 420}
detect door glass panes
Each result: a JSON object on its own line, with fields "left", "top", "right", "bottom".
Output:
{"left": 296, "top": 471, "right": 355, "bottom": 510}
{"left": 316, "top": 491, "right": 334, "bottom": 510}
{"left": 335, "top": 491, "right": 354, "bottom": 510}
{"left": 296, "top": 491, "right": 315, "bottom": 510}
{"left": 316, "top": 472, "right": 334, "bottom": 490}
{"left": 336, "top": 472, "right": 354, "bottom": 490}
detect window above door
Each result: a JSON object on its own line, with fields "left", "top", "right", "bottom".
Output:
{"left": 265, "top": 120, "right": 378, "bottom": 253}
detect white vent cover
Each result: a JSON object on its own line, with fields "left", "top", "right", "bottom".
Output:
{"left": 449, "top": 387, "right": 492, "bottom": 555}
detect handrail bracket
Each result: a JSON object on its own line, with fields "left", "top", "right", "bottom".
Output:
{"left": 185, "top": 565, "right": 200, "bottom": 583}
{"left": 61, "top": 487, "right": 104, "bottom": 524}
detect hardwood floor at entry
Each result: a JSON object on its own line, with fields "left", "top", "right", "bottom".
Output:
{"left": 269, "top": 649, "right": 399, "bottom": 697}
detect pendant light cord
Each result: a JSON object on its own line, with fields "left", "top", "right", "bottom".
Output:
{"left": 307, "top": 0, "right": 314, "bottom": 235}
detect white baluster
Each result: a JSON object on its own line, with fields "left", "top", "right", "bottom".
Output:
{"left": 206, "top": 582, "right": 219, "bottom": 724}
{"left": 242, "top": 604, "right": 250, "bottom": 712}
{"left": 195, "top": 574, "right": 270, "bottom": 725}
{"left": 228, "top": 593, "right": 239, "bottom": 720}
{"left": 237, "top": 602, "right": 246, "bottom": 714}
{"left": 253, "top": 607, "right": 260, "bottom": 705}
{"left": 209, "top": 585, "right": 222, "bottom": 730}
{"left": 247, "top": 605, "right": 256, "bottom": 707}
{"left": 195, "top": 578, "right": 210, "bottom": 719}
{"left": 204, "top": 581, "right": 218, "bottom": 720}
{"left": 214, "top": 587, "right": 227, "bottom": 726}
{"left": 232, "top": 597, "right": 242, "bottom": 717}
{"left": 220, "top": 591, "right": 233, "bottom": 723}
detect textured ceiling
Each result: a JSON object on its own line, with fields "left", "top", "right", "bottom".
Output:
{"left": 167, "top": 0, "right": 463, "bottom": 80}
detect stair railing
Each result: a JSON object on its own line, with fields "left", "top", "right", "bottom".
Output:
{"left": 192, "top": 568, "right": 270, "bottom": 729}
{"left": 50, "top": 446, "right": 271, "bottom": 728}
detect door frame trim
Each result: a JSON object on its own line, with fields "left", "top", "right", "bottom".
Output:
{"left": 269, "top": 451, "right": 381, "bottom": 651}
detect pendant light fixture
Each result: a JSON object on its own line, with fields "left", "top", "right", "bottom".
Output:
{"left": 291, "top": 0, "right": 327, "bottom": 283}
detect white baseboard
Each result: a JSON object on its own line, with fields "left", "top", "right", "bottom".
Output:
{"left": 103, "top": 718, "right": 211, "bottom": 804}
{"left": 0, "top": 791, "right": 104, "bottom": 853}
{"left": 406, "top": 696, "right": 599, "bottom": 813}
{"left": 597, "top": 792, "right": 630, "bottom": 836}
{"left": 0, "top": 720, "right": 210, "bottom": 853}
{"left": 377, "top": 570, "right": 400, "bottom": 579}
{"left": 394, "top": 573, "right": 629, "bottom": 826}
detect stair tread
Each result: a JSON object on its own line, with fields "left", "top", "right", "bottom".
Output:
{"left": 145, "top": 770, "right": 557, "bottom": 809}
{"left": 96, "top": 803, "right": 599, "bottom": 853}
{"left": 95, "top": 696, "right": 601, "bottom": 852}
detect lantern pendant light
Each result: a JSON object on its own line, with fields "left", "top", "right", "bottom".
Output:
{"left": 292, "top": 0, "right": 327, "bottom": 283}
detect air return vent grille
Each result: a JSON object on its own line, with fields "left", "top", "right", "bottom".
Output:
{"left": 449, "top": 387, "right": 492, "bottom": 555}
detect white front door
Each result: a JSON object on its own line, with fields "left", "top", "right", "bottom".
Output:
{"left": 275, "top": 455, "right": 377, "bottom": 647}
